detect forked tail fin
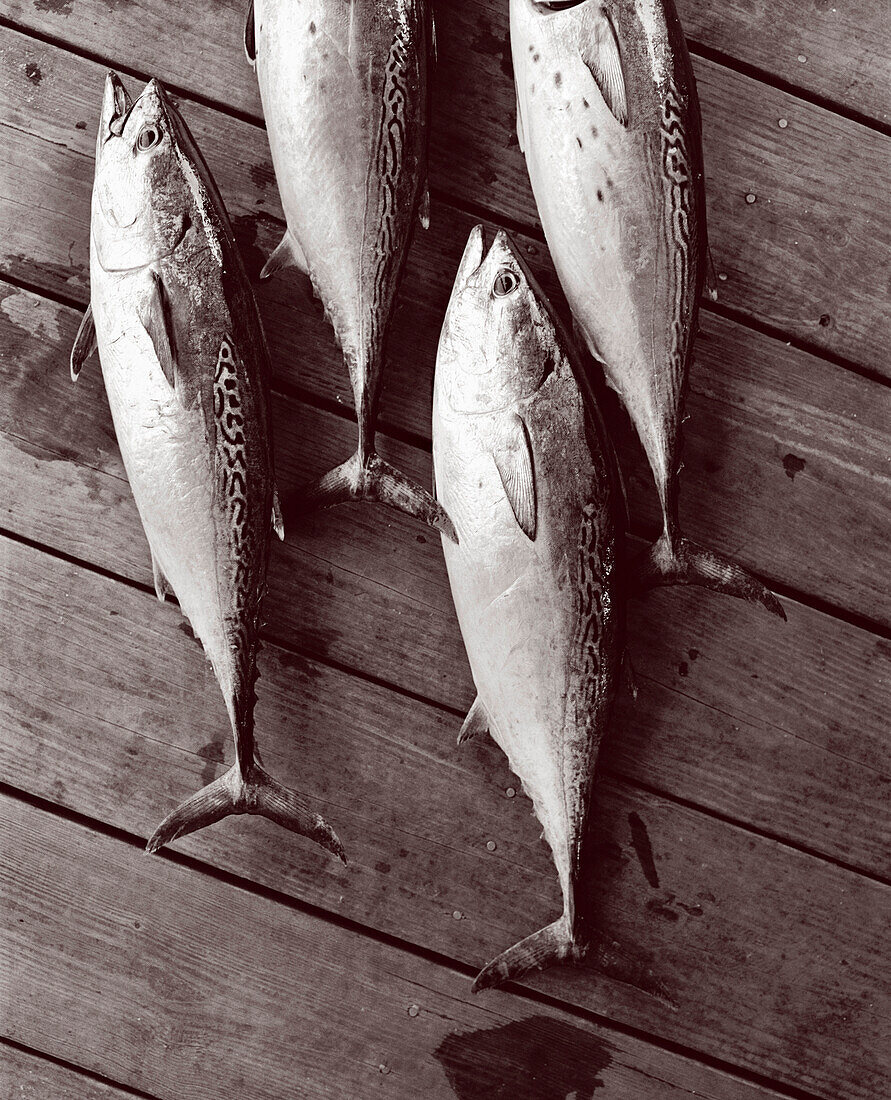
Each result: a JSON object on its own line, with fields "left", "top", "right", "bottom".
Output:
{"left": 288, "top": 450, "right": 457, "bottom": 542}
{"left": 472, "top": 916, "right": 674, "bottom": 1008}
{"left": 631, "top": 531, "right": 785, "bottom": 620}
{"left": 146, "top": 761, "right": 346, "bottom": 862}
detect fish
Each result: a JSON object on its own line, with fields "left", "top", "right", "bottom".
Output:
{"left": 70, "top": 72, "right": 345, "bottom": 862}
{"left": 510, "top": 0, "right": 784, "bottom": 618}
{"left": 246, "top": 0, "right": 455, "bottom": 540}
{"left": 433, "top": 225, "right": 669, "bottom": 1001}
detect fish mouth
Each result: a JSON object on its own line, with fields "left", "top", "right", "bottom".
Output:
{"left": 455, "top": 225, "right": 526, "bottom": 291}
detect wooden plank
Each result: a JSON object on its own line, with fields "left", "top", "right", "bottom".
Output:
{"left": 1, "top": 538, "right": 889, "bottom": 1097}
{"left": 1, "top": 287, "right": 889, "bottom": 876}
{"left": 3, "top": 0, "right": 888, "bottom": 133}
{"left": 0, "top": 1044, "right": 146, "bottom": 1100}
{"left": 0, "top": 22, "right": 889, "bottom": 373}
{"left": 0, "top": 795, "right": 796, "bottom": 1100}
{"left": 2, "top": 43, "right": 891, "bottom": 622}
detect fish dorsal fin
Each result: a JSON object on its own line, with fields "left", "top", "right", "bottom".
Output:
{"left": 151, "top": 549, "right": 172, "bottom": 602}
{"left": 272, "top": 487, "right": 284, "bottom": 540}
{"left": 515, "top": 89, "right": 526, "bottom": 153}
{"left": 137, "top": 270, "right": 178, "bottom": 394}
{"left": 494, "top": 413, "right": 537, "bottom": 541}
{"left": 244, "top": 0, "right": 256, "bottom": 65}
{"left": 70, "top": 303, "right": 97, "bottom": 381}
{"left": 457, "top": 695, "right": 489, "bottom": 746}
{"left": 581, "top": 9, "right": 628, "bottom": 126}
{"left": 260, "top": 229, "right": 309, "bottom": 280}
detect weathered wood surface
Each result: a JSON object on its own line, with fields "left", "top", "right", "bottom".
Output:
{"left": 2, "top": 794, "right": 804, "bottom": 1100}
{"left": 2, "top": 285, "right": 890, "bottom": 877}
{"left": 2, "top": 36, "right": 891, "bottom": 623}
{"left": 0, "top": 22, "right": 889, "bottom": 375}
{"left": 2, "top": 533, "right": 890, "bottom": 1097}
{"left": 3, "top": 0, "right": 888, "bottom": 134}
{"left": 0, "top": 1044, "right": 145, "bottom": 1100}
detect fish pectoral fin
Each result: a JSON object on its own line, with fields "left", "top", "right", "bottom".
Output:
{"left": 418, "top": 183, "right": 431, "bottom": 230}
{"left": 272, "top": 487, "right": 285, "bottom": 540}
{"left": 457, "top": 695, "right": 489, "bottom": 746}
{"left": 146, "top": 760, "right": 346, "bottom": 862}
{"left": 260, "top": 229, "right": 309, "bottom": 280}
{"left": 493, "top": 413, "right": 537, "bottom": 541}
{"left": 515, "top": 89, "right": 526, "bottom": 154}
{"left": 137, "top": 270, "right": 178, "bottom": 393}
{"left": 70, "top": 303, "right": 97, "bottom": 381}
{"left": 151, "top": 550, "right": 173, "bottom": 602}
{"left": 244, "top": 0, "right": 256, "bottom": 64}
{"left": 580, "top": 10, "right": 628, "bottom": 127}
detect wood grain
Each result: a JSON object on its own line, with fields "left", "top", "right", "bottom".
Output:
{"left": 1, "top": 535, "right": 889, "bottom": 1096}
{"left": 1, "top": 285, "right": 889, "bottom": 876}
{"left": 0, "top": 22, "right": 889, "bottom": 374}
{"left": 0, "top": 1044, "right": 147, "bottom": 1100}
{"left": 1, "top": 794, "right": 799, "bottom": 1100}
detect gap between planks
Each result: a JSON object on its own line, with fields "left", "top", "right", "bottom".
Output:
{"left": 0, "top": 782, "right": 830, "bottom": 1100}
{"left": 1, "top": 13, "right": 888, "bottom": 398}
{"left": 2, "top": 518, "right": 888, "bottom": 891}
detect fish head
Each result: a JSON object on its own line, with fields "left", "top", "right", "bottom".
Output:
{"left": 92, "top": 73, "right": 201, "bottom": 272}
{"left": 437, "top": 225, "right": 560, "bottom": 416}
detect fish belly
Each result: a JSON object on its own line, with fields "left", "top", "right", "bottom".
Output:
{"left": 92, "top": 282, "right": 228, "bottom": 672}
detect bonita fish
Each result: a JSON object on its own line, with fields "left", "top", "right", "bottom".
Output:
{"left": 246, "top": 0, "right": 455, "bottom": 539}
{"left": 510, "top": 0, "right": 784, "bottom": 618}
{"left": 71, "top": 72, "right": 344, "bottom": 860}
{"left": 433, "top": 226, "right": 668, "bottom": 1000}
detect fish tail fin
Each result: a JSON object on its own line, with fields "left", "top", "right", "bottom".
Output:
{"left": 472, "top": 917, "right": 674, "bottom": 1008}
{"left": 145, "top": 762, "right": 346, "bottom": 862}
{"left": 288, "top": 450, "right": 457, "bottom": 542}
{"left": 631, "top": 530, "right": 786, "bottom": 621}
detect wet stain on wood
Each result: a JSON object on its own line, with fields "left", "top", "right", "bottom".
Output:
{"left": 628, "top": 811, "right": 660, "bottom": 888}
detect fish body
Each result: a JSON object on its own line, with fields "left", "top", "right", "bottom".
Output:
{"left": 73, "top": 73, "right": 344, "bottom": 860}
{"left": 433, "top": 227, "right": 665, "bottom": 998}
{"left": 249, "top": 0, "right": 454, "bottom": 538}
{"left": 510, "top": 0, "right": 782, "bottom": 617}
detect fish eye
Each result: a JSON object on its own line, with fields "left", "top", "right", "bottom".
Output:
{"left": 492, "top": 269, "right": 519, "bottom": 297}
{"left": 136, "top": 124, "right": 162, "bottom": 152}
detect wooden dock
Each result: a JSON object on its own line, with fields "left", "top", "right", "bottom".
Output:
{"left": 1, "top": 2, "right": 889, "bottom": 1096}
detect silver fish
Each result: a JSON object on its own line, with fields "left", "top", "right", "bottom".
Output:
{"left": 71, "top": 72, "right": 345, "bottom": 861}
{"left": 246, "top": 0, "right": 455, "bottom": 539}
{"left": 433, "top": 226, "right": 668, "bottom": 1000}
{"left": 510, "top": 0, "right": 783, "bottom": 617}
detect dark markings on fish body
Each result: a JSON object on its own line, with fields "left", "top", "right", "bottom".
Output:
{"left": 688, "top": 647, "right": 699, "bottom": 660}
{"left": 590, "top": 124, "right": 598, "bottom": 138}
{"left": 554, "top": 71, "right": 562, "bottom": 86}
{"left": 819, "top": 313, "right": 832, "bottom": 327}
{"left": 660, "top": 80, "right": 696, "bottom": 397}
{"left": 783, "top": 453, "right": 806, "bottom": 480}
{"left": 533, "top": 52, "right": 540, "bottom": 62}
{"left": 576, "top": 135, "right": 583, "bottom": 149}
{"left": 628, "top": 811, "right": 660, "bottom": 888}
{"left": 597, "top": 188, "right": 604, "bottom": 202}
{"left": 76, "top": 120, "right": 86, "bottom": 129}
{"left": 309, "top": 20, "right": 316, "bottom": 34}
{"left": 582, "top": 97, "right": 589, "bottom": 109}
{"left": 25, "top": 62, "right": 42, "bottom": 85}
{"left": 606, "top": 176, "right": 613, "bottom": 188}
